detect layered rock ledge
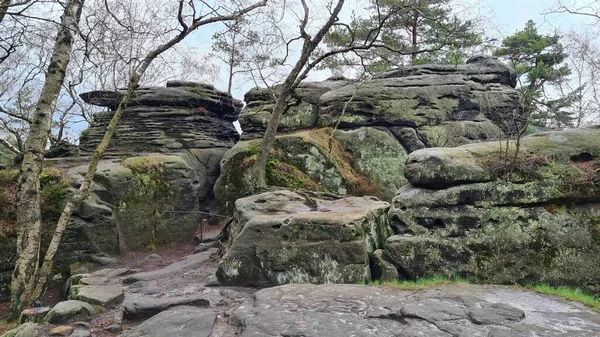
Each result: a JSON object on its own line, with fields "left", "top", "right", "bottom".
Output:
{"left": 215, "top": 56, "right": 523, "bottom": 208}
{"left": 216, "top": 190, "right": 390, "bottom": 286}
{"left": 79, "top": 80, "right": 241, "bottom": 155}
{"left": 387, "top": 127, "right": 600, "bottom": 293}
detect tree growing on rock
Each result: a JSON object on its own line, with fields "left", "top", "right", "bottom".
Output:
{"left": 246, "top": 0, "right": 450, "bottom": 191}
{"left": 8, "top": 0, "right": 267, "bottom": 320}
{"left": 494, "top": 20, "right": 574, "bottom": 129}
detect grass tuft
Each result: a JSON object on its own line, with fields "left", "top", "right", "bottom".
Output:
{"left": 365, "top": 277, "right": 600, "bottom": 312}
{"left": 526, "top": 283, "right": 600, "bottom": 311}
{"left": 366, "top": 276, "right": 470, "bottom": 290}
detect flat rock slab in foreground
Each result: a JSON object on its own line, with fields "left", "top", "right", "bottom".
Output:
{"left": 231, "top": 283, "right": 600, "bottom": 337}
{"left": 122, "top": 306, "right": 216, "bottom": 337}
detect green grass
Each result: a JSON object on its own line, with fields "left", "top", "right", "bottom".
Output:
{"left": 366, "top": 276, "right": 600, "bottom": 312}
{"left": 367, "top": 276, "right": 470, "bottom": 290}
{"left": 525, "top": 283, "right": 600, "bottom": 311}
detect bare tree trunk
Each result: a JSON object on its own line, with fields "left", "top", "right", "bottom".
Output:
{"left": 227, "top": 34, "right": 236, "bottom": 94}
{"left": 248, "top": 0, "right": 345, "bottom": 191}
{"left": 24, "top": 0, "right": 268, "bottom": 316}
{"left": 9, "top": 0, "right": 84, "bottom": 320}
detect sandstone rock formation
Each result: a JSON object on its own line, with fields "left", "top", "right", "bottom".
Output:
{"left": 0, "top": 81, "right": 240, "bottom": 301}
{"left": 214, "top": 56, "right": 522, "bottom": 208}
{"left": 216, "top": 190, "right": 391, "bottom": 286}
{"left": 79, "top": 81, "right": 241, "bottom": 154}
{"left": 66, "top": 81, "right": 241, "bottom": 252}
{"left": 387, "top": 127, "right": 600, "bottom": 293}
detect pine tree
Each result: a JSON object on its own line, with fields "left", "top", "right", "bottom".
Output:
{"left": 494, "top": 20, "right": 575, "bottom": 128}
{"left": 320, "top": 0, "right": 481, "bottom": 73}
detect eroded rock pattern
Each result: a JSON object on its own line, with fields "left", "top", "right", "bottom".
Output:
{"left": 216, "top": 190, "right": 390, "bottom": 286}
{"left": 231, "top": 283, "right": 600, "bottom": 337}
{"left": 215, "top": 56, "right": 522, "bottom": 207}
{"left": 79, "top": 81, "right": 241, "bottom": 155}
{"left": 387, "top": 127, "right": 600, "bottom": 293}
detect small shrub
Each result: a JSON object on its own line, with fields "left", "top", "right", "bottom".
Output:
{"left": 480, "top": 153, "right": 550, "bottom": 180}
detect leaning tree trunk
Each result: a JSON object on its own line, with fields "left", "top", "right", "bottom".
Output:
{"left": 10, "top": 0, "right": 85, "bottom": 320}
{"left": 248, "top": 0, "right": 345, "bottom": 191}
{"left": 27, "top": 0, "right": 269, "bottom": 309}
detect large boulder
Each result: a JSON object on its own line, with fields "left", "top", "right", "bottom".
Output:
{"left": 404, "top": 127, "right": 600, "bottom": 188}
{"left": 216, "top": 190, "right": 390, "bottom": 286}
{"left": 318, "top": 56, "right": 519, "bottom": 135}
{"left": 216, "top": 57, "right": 521, "bottom": 209}
{"left": 387, "top": 127, "right": 600, "bottom": 293}
{"left": 79, "top": 81, "right": 241, "bottom": 155}
{"left": 214, "top": 127, "right": 407, "bottom": 210}
{"left": 67, "top": 154, "right": 206, "bottom": 252}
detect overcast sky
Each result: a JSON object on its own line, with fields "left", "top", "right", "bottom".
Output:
{"left": 216, "top": 0, "right": 596, "bottom": 100}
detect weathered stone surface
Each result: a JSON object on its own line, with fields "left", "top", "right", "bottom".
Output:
{"left": 19, "top": 307, "right": 51, "bottom": 324}
{"left": 0, "top": 323, "right": 41, "bottom": 337}
{"left": 123, "top": 248, "right": 216, "bottom": 284}
{"left": 230, "top": 283, "right": 600, "bottom": 337}
{"left": 216, "top": 190, "right": 390, "bottom": 286}
{"left": 79, "top": 81, "right": 240, "bottom": 155}
{"left": 67, "top": 154, "right": 205, "bottom": 251}
{"left": 122, "top": 295, "right": 210, "bottom": 320}
{"left": 388, "top": 126, "right": 600, "bottom": 293}
{"left": 239, "top": 78, "right": 352, "bottom": 139}
{"left": 319, "top": 56, "right": 520, "bottom": 132}
{"left": 48, "top": 325, "right": 74, "bottom": 336}
{"left": 122, "top": 307, "right": 216, "bottom": 337}
{"left": 404, "top": 127, "right": 600, "bottom": 188}
{"left": 44, "top": 301, "right": 96, "bottom": 324}
{"left": 68, "top": 285, "right": 125, "bottom": 308}
{"left": 214, "top": 128, "right": 406, "bottom": 210}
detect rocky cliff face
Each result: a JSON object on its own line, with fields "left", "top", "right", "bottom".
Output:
{"left": 386, "top": 127, "right": 600, "bottom": 293}
{"left": 79, "top": 81, "right": 241, "bottom": 155}
{"left": 215, "top": 56, "right": 522, "bottom": 209}
{"left": 215, "top": 127, "right": 600, "bottom": 295}
{"left": 70, "top": 81, "right": 242, "bottom": 253}
{"left": 0, "top": 81, "right": 241, "bottom": 301}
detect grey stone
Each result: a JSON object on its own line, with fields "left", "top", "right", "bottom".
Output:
{"left": 122, "top": 295, "right": 210, "bottom": 320}
{"left": 44, "top": 301, "right": 96, "bottom": 324}
{"left": 19, "top": 307, "right": 51, "bottom": 324}
{"left": 68, "top": 285, "right": 124, "bottom": 308}
{"left": 230, "top": 283, "right": 600, "bottom": 337}
{"left": 403, "top": 127, "right": 600, "bottom": 188}
{"left": 78, "top": 83, "right": 240, "bottom": 155}
{"left": 122, "top": 307, "right": 215, "bottom": 337}
{"left": 318, "top": 56, "right": 521, "bottom": 133}
{"left": 0, "top": 323, "right": 41, "bottom": 337}
{"left": 216, "top": 190, "right": 390, "bottom": 286}
{"left": 124, "top": 249, "right": 217, "bottom": 284}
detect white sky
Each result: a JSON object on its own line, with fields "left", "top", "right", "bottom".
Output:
{"left": 214, "top": 0, "right": 597, "bottom": 100}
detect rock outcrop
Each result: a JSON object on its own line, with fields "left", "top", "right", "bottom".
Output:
{"left": 79, "top": 81, "right": 241, "bottom": 155}
{"left": 231, "top": 283, "right": 600, "bottom": 337}
{"left": 215, "top": 56, "right": 522, "bottom": 208}
{"left": 0, "top": 81, "right": 240, "bottom": 300}
{"left": 68, "top": 81, "right": 240, "bottom": 252}
{"left": 216, "top": 190, "right": 390, "bottom": 286}
{"left": 387, "top": 127, "right": 600, "bottom": 293}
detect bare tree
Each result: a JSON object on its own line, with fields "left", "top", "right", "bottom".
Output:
{"left": 9, "top": 0, "right": 267, "bottom": 320}
{"left": 10, "top": 0, "right": 85, "bottom": 319}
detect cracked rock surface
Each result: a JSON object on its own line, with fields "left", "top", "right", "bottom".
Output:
{"left": 230, "top": 283, "right": 600, "bottom": 337}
